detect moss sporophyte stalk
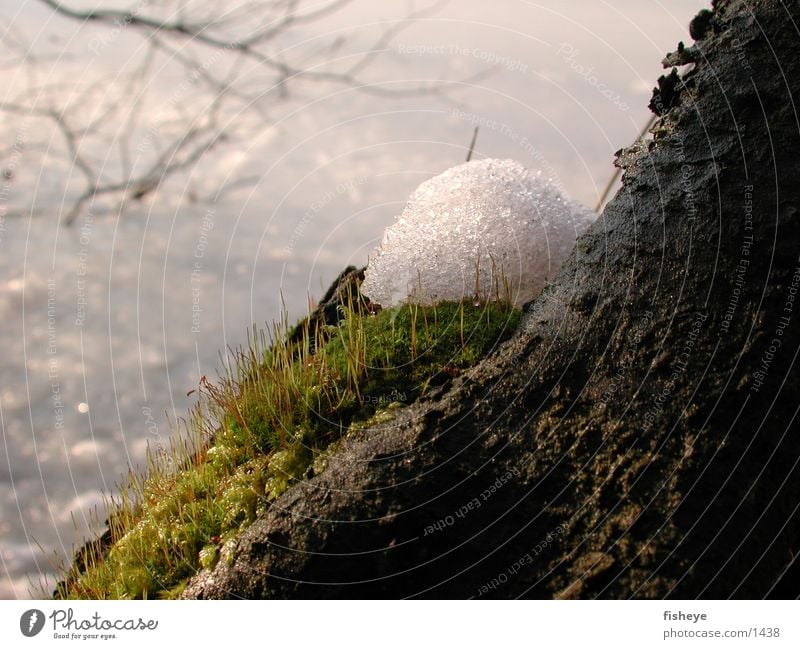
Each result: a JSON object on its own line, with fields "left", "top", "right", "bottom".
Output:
{"left": 56, "top": 287, "right": 521, "bottom": 599}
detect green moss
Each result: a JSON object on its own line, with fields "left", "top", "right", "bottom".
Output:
{"left": 264, "top": 445, "right": 311, "bottom": 500}
{"left": 57, "top": 295, "right": 520, "bottom": 599}
{"left": 198, "top": 544, "right": 219, "bottom": 570}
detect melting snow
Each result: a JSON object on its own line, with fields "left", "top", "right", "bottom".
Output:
{"left": 361, "top": 158, "right": 596, "bottom": 307}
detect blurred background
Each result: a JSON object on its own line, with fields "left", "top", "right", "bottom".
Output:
{"left": 0, "top": 0, "right": 707, "bottom": 598}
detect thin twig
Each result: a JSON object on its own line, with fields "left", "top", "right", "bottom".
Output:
{"left": 6, "top": 0, "right": 463, "bottom": 225}
{"left": 465, "top": 126, "right": 479, "bottom": 162}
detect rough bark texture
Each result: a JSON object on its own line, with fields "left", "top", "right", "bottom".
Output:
{"left": 184, "top": 0, "right": 800, "bottom": 599}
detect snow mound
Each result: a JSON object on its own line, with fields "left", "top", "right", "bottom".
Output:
{"left": 361, "top": 158, "right": 596, "bottom": 307}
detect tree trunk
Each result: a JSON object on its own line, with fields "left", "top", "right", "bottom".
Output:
{"left": 184, "top": 0, "right": 800, "bottom": 599}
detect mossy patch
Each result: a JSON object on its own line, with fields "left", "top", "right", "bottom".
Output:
{"left": 56, "top": 295, "right": 521, "bottom": 599}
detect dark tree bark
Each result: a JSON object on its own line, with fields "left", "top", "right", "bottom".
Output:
{"left": 184, "top": 0, "right": 800, "bottom": 599}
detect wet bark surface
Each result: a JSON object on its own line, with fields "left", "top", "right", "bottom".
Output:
{"left": 183, "top": 0, "right": 800, "bottom": 599}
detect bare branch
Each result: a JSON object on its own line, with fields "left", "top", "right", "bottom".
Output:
{"left": 3, "top": 0, "right": 462, "bottom": 226}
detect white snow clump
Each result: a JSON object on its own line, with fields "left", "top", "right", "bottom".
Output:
{"left": 360, "top": 158, "right": 596, "bottom": 307}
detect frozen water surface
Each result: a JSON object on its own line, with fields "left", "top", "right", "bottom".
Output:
{"left": 361, "top": 159, "right": 597, "bottom": 307}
